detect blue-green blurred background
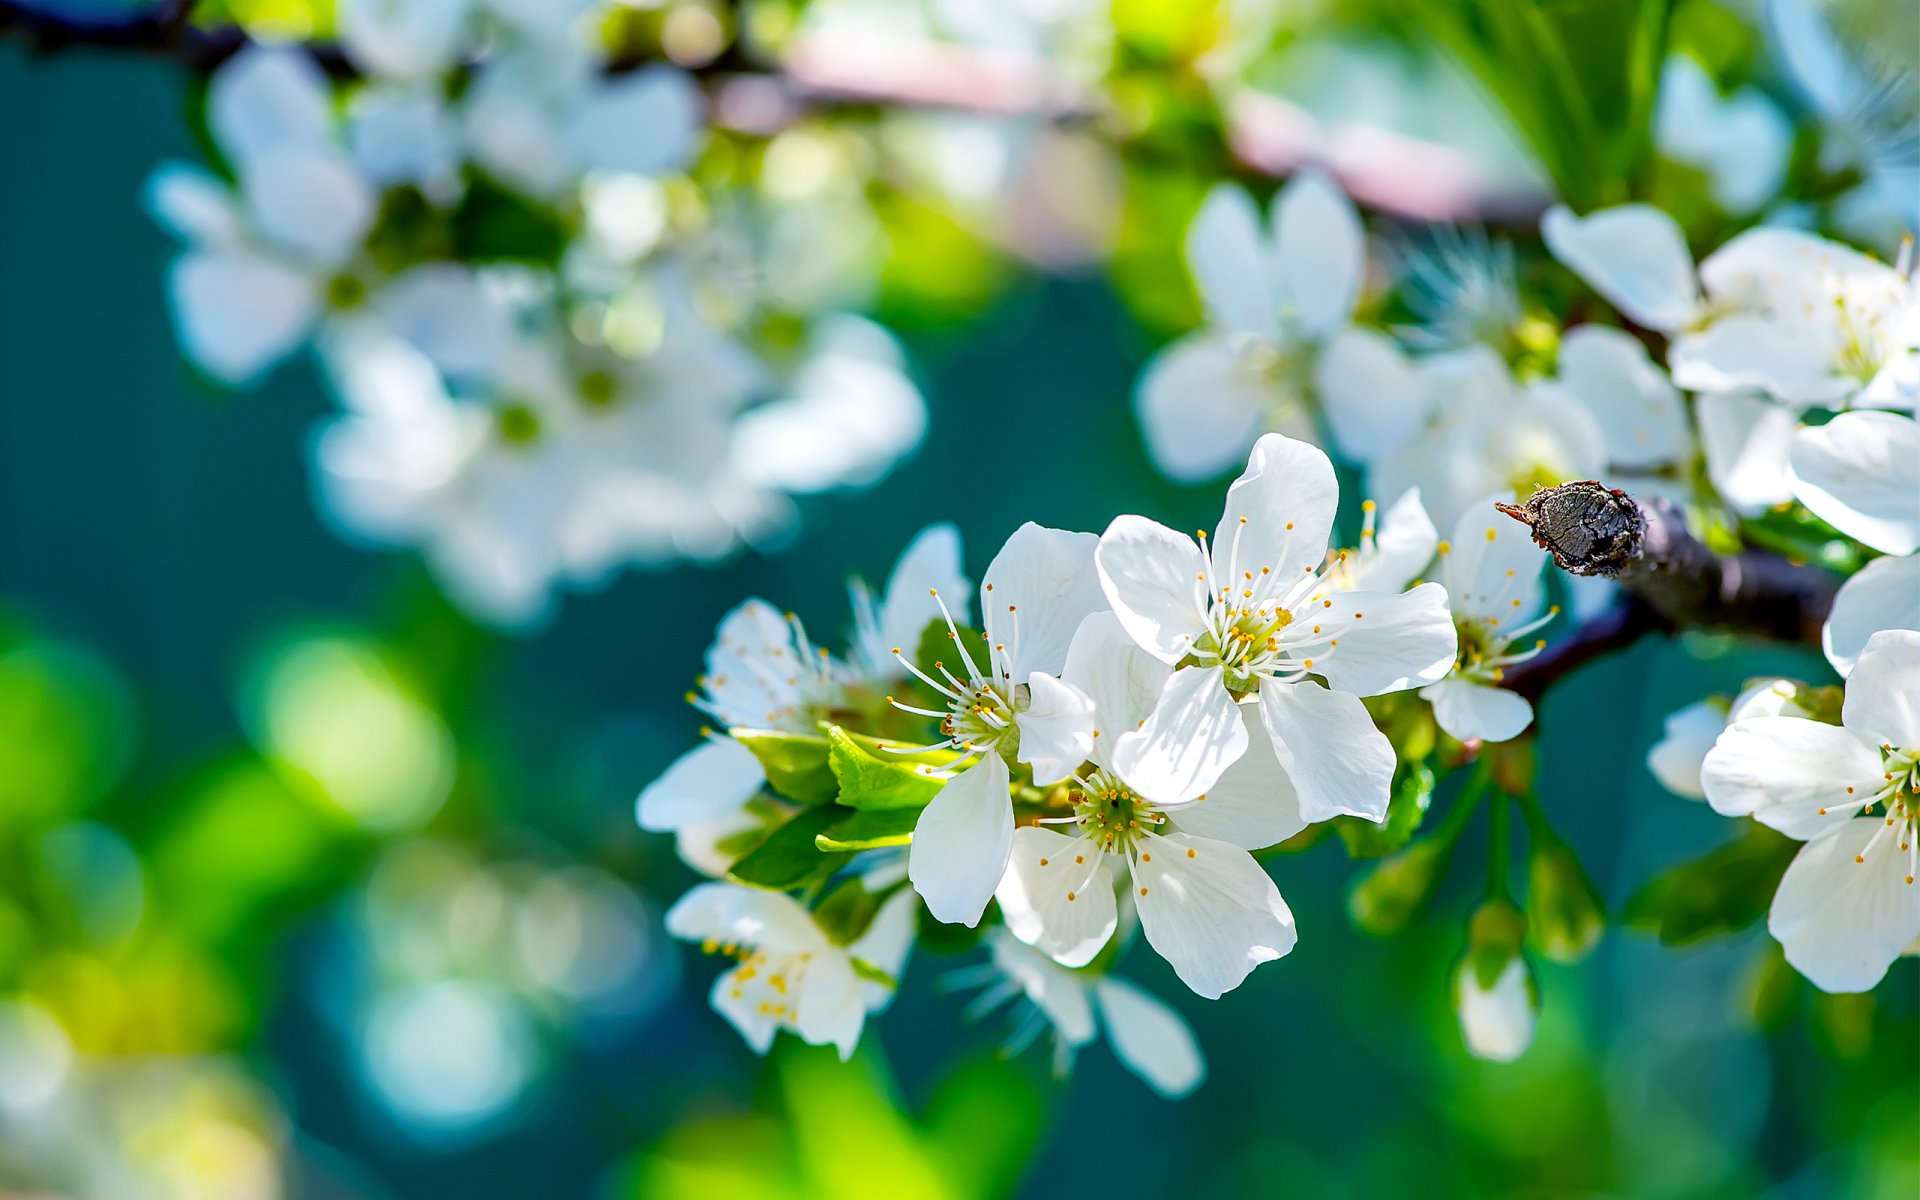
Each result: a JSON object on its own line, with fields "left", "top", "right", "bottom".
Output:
{"left": 2, "top": 31, "right": 1916, "bottom": 1200}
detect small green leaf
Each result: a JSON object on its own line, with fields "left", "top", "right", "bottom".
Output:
{"left": 849, "top": 957, "right": 899, "bottom": 989}
{"left": 827, "top": 726, "right": 954, "bottom": 811}
{"left": 815, "top": 807, "right": 921, "bottom": 853}
{"left": 728, "top": 806, "right": 853, "bottom": 890}
{"left": 814, "top": 877, "right": 901, "bottom": 946}
{"left": 1625, "top": 823, "right": 1797, "bottom": 946}
{"left": 1332, "top": 762, "right": 1435, "bottom": 858}
{"left": 733, "top": 728, "right": 838, "bottom": 805}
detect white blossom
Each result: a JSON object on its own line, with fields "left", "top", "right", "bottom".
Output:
{"left": 1455, "top": 958, "right": 1537, "bottom": 1062}
{"left": 1654, "top": 56, "right": 1792, "bottom": 215}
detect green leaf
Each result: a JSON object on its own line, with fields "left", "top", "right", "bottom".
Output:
{"left": 1332, "top": 762, "right": 1435, "bottom": 858}
{"left": 1625, "top": 823, "right": 1797, "bottom": 946}
{"left": 849, "top": 957, "right": 899, "bottom": 989}
{"left": 815, "top": 807, "right": 921, "bottom": 853}
{"left": 732, "top": 729, "right": 838, "bottom": 805}
{"left": 452, "top": 171, "right": 571, "bottom": 263}
{"left": 827, "top": 726, "right": 954, "bottom": 811}
{"left": 727, "top": 806, "right": 853, "bottom": 891}
{"left": 813, "top": 877, "right": 902, "bottom": 946}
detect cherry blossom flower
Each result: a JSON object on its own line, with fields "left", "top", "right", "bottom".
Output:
{"left": 1654, "top": 56, "right": 1792, "bottom": 215}
{"left": 897, "top": 524, "right": 1105, "bottom": 927}
{"left": 1418, "top": 500, "right": 1556, "bottom": 745}
{"left": 666, "top": 883, "right": 917, "bottom": 1059}
{"left": 994, "top": 612, "right": 1303, "bottom": 997}
{"left": 1095, "top": 433, "right": 1456, "bottom": 822}
{"left": 1701, "top": 629, "right": 1920, "bottom": 991}
{"left": 1455, "top": 958, "right": 1537, "bottom": 1062}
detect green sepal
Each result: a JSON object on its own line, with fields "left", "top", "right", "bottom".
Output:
{"left": 813, "top": 876, "right": 905, "bottom": 946}
{"left": 849, "top": 957, "right": 899, "bottom": 990}
{"left": 727, "top": 806, "right": 854, "bottom": 890}
{"left": 815, "top": 807, "right": 921, "bottom": 853}
{"left": 826, "top": 725, "right": 955, "bottom": 812}
{"left": 1348, "top": 835, "right": 1454, "bottom": 936}
{"left": 1624, "top": 823, "right": 1797, "bottom": 946}
{"left": 732, "top": 728, "right": 838, "bottom": 805}
{"left": 1332, "top": 762, "right": 1435, "bottom": 858}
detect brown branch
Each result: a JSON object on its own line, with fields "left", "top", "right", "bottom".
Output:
{"left": 1497, "top": 481, "right": 1837, "bottom": 647}
{"left": 1506, "top": 596, "right": 1663, "bottom": 702}
{"left": 0, "top": 5, "right": 1547, "bottom": 224}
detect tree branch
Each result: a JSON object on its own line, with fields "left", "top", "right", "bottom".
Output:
{"left": 0, "top": 3, "right": 1547, "bottom": 224}
{"left": 1496, "top": 481, "right": 1837, "bottom": 647}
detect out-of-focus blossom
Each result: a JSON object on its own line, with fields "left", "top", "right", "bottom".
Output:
{"left": 1455, "top": 957, "right": 1537, "bottom": 1062}
{"left": 1694, "top": 391, "right": 1799, "bottom": 517}
{"left": 1655, "top": 56, "right": 1792, "bottom": 214}
{"left": 666, "top": 882, "right": 917, "bottom": 1059}
{"left": 1701, "top": 629, "right": 1920, "bottom": 991}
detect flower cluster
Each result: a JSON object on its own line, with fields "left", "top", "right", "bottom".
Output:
{"left": 147, "top": 24, "right": 928, "bottom": 628}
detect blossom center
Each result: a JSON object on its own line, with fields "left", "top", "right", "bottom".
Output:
{"left": 1071, "top": 770, "right": 1166, "bottom": 855}
{"left": 1838, "top": 744, "right": 1920, "bottom": 885}
{"left": 705, "top": 938, "right": 814, "bottom": 1024}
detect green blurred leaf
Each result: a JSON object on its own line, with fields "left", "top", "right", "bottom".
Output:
{"left": 813, "top": 877, "right": 896, "bottom": 946}
{"left": 1333, "top": 762, "right": 1435, "bottom": 857}
{"left": 733, "top": 728, "right": 838, "bottom": 805}
{"left": 912, "top": 616, "right": 991, "bottom": 699}
{"left": 827, "top": 725, "right": 951, "bottom": 812}
{"left": 728, "top": 806, "right": 854, "bottom": 890}
{"left": 1625, "top": 822, "right": 1797, "bottom": 946}
{"left": 0, "top": 641, "right": 134, "bottom": 828}
{"left": 453, "top": 172, "right": 572, "bottom": 263}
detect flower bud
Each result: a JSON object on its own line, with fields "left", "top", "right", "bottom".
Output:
{"left": 1454, "top": 899, "right": 1537, "bottom": 1062}
{"left": 1348, "top": 837, "right": 1452, "bottom": 935}
{"left": 1526, "top": 837, "right": 1606, "bottom": 964}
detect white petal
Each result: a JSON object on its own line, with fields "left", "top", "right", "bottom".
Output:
{"left": 1315, "top": 327, "right": 1428, "bottom": 464}
{"left": 1185, "top": 184, "right": 1276, "bottom": 338}
{"left": 1352, "top": 488, "right": 1440, "bottom": 593}
{"left": 995, "top": 827, "right": 1118, "bottom": 968}
{"left": 987, "top": 931, "right": 1095, "bottom": 1044}
{"left": 1420, "top": 678, "right": 1535, "bottom": 744}
{"left": 1540, "top": 204, "right": 1698, "bottom": 332}
{"left": 1095, "top": 516, "right": 1210, "bottom": 665}
{"left": 1843, "top": 628, "right": 1920, "bottom": 751}
{"left": 243, "top": 149, "right": 376, "bottom": 267}
{"left": 1556, "top": 325, "right": 1692, "bottom": 469}
{"left": 363, "top": 264, "right": 513, "bottom": 383}
{"left": 1258, "top": 681, "right": 1396, "bottom": 823}
{"left": 877, "top": 523, "right": 972, "bottom": 660}
{"left": 1442, "top": 504, "right": 1547, "bottom": 623}
{"left": 1134, "top": 333, "right": 1272, "bottom": 483}
{"left": 1112, "top": 665, "right": 1249, "bottom": 805}
{"left": 1456, "top": 959, "right": 1535, "bottom": 1062}
{"left": 1695, "top": 391, "right": 1798, "bottom": 516}
{"left": 1646, "top": 700, "right": 1727, "bottom": 799}
{"left": 1766, "top": 0, "right": 1856, "bottom": 121}
{"left": 1825, "top": 554, "right": 1920, "bottom": 677}
{"left": 849, "top": 888, "right": 919, "bottom": 999}
{"left": 1769, "top": 820, "right": 1920, "bottom": 993}
{"left": 565, "top": 66, "right": 704, "bottom": 177}
{"left": 1296, "top": 583, "right": 1458, "bottom": 698}
{"left": 1269, "top": 168, "right": 1364, "bottom": 340}
{"left": 637, "top": 739, "right": 764, "bottom": 831}
{"left": 169, "top": 250, "right": 319, "bottom": 385}
{"left": 1672, "top": 314, "right": 1848, "bottom": 405}
{"left": 793, "top": 952, "right": 866, "bottom": 1059}
{"left": 1092, "top": 978, "right": 1205, "bottom": 1098}
{"left": 710, "top": 968, "right": 778, "bottom": 1054}
{"left": 348, "top": 85, "right": 463, "bottom": 202}
{"left": 1017, "top": 672, "right": 1097, "bottom": 787}
{"left": 982, "top": 523, "right": 1105, "bottom": 680}
{"left": 1134, "top": 833, "right": 1296, "bottom": 999}
{"left": 1061, "top": 612, "right": 1174, "bottom": 771}
{"left": 339, "top": 0, "right": 472, "bottom": 79}
{"left": 1163, "top": 706, "right": 1307, "bottom": 850}
{"left": 909, "top": 754, "right": 1014, "bottom": 927}
{"left": 1216, "top": 432, "right": 1340, "bottom": 583}
{"left": 666, "top": 883, "right": 824, "bottom": 956}
{"left": 700, "top": 598, "right": 807, "bottom": 731}
{"left": 143, "top": 163, "right": 242, "bottom": 246}
{"left": 1789, "top": 412, "right": 1920, "bottom": 556}
{"left": 208, "top": 46, "right": 334, "bottom": 169}
{"left": 1699, "top": 717, "right": 1884, "bottom": 839}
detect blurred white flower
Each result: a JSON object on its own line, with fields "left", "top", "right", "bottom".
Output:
{"left": 666, "top": 882, "right": 917, "bottom": 1059}
{"left": 1648, "top": 679, "right": 1808, "bottom": 799}
{"left": 971, "top": 930, "right": 1205, "bottom": 1097}
{"left": 1655, "top": 56, "right": 1792, "bottom": 214}
{"left": 146, "top": 48, "right": 375, "bottom": 385}
{"left": 1417, "top": 499, "right": 1555, "bottom": 745}
{"left": 1788, "top": 409, "right": 1920, "bottom": 556}
{"left": 1136, "top": 173, "right": 1391, "bottom": 480}
{"left": 1701, "top": 628, "right": 1920, "bottom": 991}
{"left": 1552, "top": 325, "right": 1693, "bottom": 474}
{"left": 1694, "top": 391, "right": 1799, "bottom": 517}
{"left": 1455, "top": 957, "right": 1537, "bottom": 1062}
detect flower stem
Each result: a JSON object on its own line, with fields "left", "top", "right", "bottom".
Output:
{"left": 1486, "top": 790, "right": 1512, "bottom": 902}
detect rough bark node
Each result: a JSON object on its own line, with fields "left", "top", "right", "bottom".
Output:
{"left": 1496, "top": 480, "right": 1836, "bottom": 646}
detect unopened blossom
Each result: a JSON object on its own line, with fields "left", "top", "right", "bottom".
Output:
{"left": 897, "top": 524, "right": 1104, "bottom": 927}
{"left": 145, "top": 47, "right": 375, "bottom": 385}
{"left": 1648, "top": 679, "right": 1809, "bottom": 799}
{"left": 1544, "top": 205, "right": 1918, "bottom": 411}
{"left": 970, "top": 931, "right": 1205, "bottom": 1097}
{"left": 1135, "top": 173, "right": 1391, "bottom": 480}
{"left": 666, "top": 882, "right": 917, "bottom": 1059}
{"left": 995, "top": 612, "right": 1303, "bottom": 997}
{"left": 1417, "top": 499, "right": 1556, "bottom": 744}
{"left": 1701, "top": 629, "right": 1920, "bottom": 991}
{"left": 1455, "top": 958, "right": 1537, "bottom": 1062}
{"left": 1095, "top": 433, "right": 1456, "bottom": 822}
{"left": 1654, "top": 56, "right": 1792, "bottom": 215}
